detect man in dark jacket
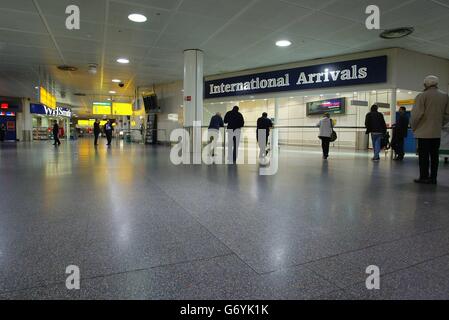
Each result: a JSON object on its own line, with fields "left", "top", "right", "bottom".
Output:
{"left": 52, "top": 120, "right": 61, "bottom": 146}
{"left": 93, "top": 120, "right": 101, "bottom": 146}
{"left": 224, "top": 106, "right": 245, "bottom": 163}
{"left": 104, "top": 119, "right": 114, "bottom": 146}
{"left": 256, "top": 112, "right": 273, "bottom": 158}
{"left": 365, "top": 104, "right": 387, "bottom": 161}
{"left": 392, "top": 106, "right": 409, "bottom": 161}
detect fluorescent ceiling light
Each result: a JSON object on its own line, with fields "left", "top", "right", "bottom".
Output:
{"left": 112, "top": 79, "right": 121, "bottom": 83}
{"left": 276, "top": 40, "right": 292, "bottom": 47}
{"left": 117, "top": 58, "right": 129, "bottom": 64}
{"left": 109, "top": 91, "right": 116, "bottom": 94}
{"left": 128, "top": 13, "right": 147, "bottom": 23}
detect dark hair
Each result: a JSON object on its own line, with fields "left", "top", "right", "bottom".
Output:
{"left": 399, "top": 106, "right": 406, "bottom": 111}
{"left": 232, "top": 106, "right": 239, "bottom": 111}
{"left": 371, "top": 104, "right": 378, "bottom": 112}
{"left": 262, "top": 112, "right": 268, "bottom": 117}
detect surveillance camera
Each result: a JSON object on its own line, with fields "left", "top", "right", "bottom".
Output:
{"left": 118, "top": 83, "right": 125, "bottom": 88}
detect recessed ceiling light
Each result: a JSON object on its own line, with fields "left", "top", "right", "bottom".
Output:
{"left": 380, "top": 27, "right": 414, "bottom": 39}
{"left": 117, "top": 58, "right": 129, "bottom": 64}
{"left": 109, "top": 91, "right": 116, "bottom": 94}
{"left": 112, "top": 79, "right": 121, "bottom": 83}
{"left": 128, "top": 13, "right": 147, "bottom": 23}
{"left": 276, "top": 40, "right": 292, "bottom": 47}
{"left": 408, "top": 91, "right": 412, "bottom": 94}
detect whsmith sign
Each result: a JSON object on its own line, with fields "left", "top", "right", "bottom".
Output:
{"left": 30, "top": 103, "right": 72, "bottom": 118}
{"left": 205, "top": 56, "right": 387, "bottom": 99}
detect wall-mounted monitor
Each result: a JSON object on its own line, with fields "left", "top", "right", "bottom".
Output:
{"left": 306, "top": 98, "right": 346, "bottom": 116}
{"left": 143, "top": 94, "right": 158, "bottom": 112}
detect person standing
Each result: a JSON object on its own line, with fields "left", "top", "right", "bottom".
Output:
{"left": 224, "top": 106, "right": 244, "bottom": 163}
{"left": 93, "top": 120, "right": 101, "bottom": 146}
{"left": 104, "top": 119, "right": 114, "bottom": 146}
{"left": 411, "top": 75, "right": 449, "bottom": 184}
{"left": 392, "top": 106, "right": 409, "bottom": 161}
{"left": 256, "top": 112, "right": 273, "bottom": 159}
{"left": 52, "top": 120, "right": 61, "bottom": 146}
{"left": 208, "top": 112, "right": 224, "bottom": 157}
{"left": 317, "top": 112, "right": 333, "bottom": 160}
{"left": 365, "top": 104, "right": 387, "bottom": 161}
{"left": 0, "top": 123, "right": 6, "bottom": 142}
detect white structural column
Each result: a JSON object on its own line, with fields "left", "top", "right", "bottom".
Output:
{"left": 390, "top": 88, "right": 397, "bottom": 127}
{"left": 183, "top": 49, "right": 204, "bottom": 160}
{"left": 18, "top": 98, "right": 33, "bottom": 142}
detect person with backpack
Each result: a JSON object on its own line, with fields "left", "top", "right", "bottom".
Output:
{"left": 365, "top": 104, "right": 387, "bottom": 161}
{"left": 316, "top": 112, "right": 334, "bottom": 160}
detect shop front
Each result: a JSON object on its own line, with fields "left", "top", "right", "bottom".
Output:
{"left": 30, "top": 103, "right": 72, "bottom": 141}
{"left": 0, "top": 99, "right": 21, "bottom": 142}
{"left": 202, "top": 48, "right": 448, "bottom": 150}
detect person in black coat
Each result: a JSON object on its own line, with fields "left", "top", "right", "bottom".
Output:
{"left": 208, "top": 112, "right": 224, "bottom": 157}
{"left": 256, "top": 112, "right": 273, "bottom": 158}
{"left": 224, "top": 106, "right": 245, "bottom": 163}
{"left": 93, "top": 120, "right": 101, "bottom": 146}
{"left": 392, "top": 107, "right": 409, "bottom": 161}
{"left": 0, "top": 123, "right": 6, "bottom": 142}
{"left": 365, "top": 104, "right": 387, "bottom": 161}
{"left": 52, "top": 120, "right": 61, "bottom": 146}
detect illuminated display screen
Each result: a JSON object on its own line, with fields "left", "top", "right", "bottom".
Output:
{"left": 77, "top": 120, "right": 107, "bottom": 127}
{"left": 112, "top": 102, "right": 132, "bottom": 116}
{"left": 93, "top": 102, "right": 112, "bottom": 115}
{"left": 39, "top": 87, "right": 57, "bottom": 109}
{"left": 306, "top": 98, "right": 346, "bottom": 116}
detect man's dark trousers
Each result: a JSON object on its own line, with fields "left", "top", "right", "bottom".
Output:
{"left": 418, "top": 138, "right": 440, "bottom": 180}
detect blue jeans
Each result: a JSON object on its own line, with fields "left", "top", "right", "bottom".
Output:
{"left": 371, "top": 133, "right": 383, "bottom": 159}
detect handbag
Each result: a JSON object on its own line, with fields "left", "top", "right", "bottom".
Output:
{"left": 330, "top": 118, "right": 337, "bottom": 142}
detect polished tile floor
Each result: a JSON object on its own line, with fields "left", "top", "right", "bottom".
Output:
{"left": 1, "top": 139, "right": 449, "bottom": 299}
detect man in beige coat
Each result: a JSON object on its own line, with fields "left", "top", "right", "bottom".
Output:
{"left": 411, "top": 75, "right": 449, "bottom": 184}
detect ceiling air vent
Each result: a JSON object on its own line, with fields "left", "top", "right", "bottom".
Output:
{"left": 380, "top": 27, "right": 414, "bottom": 39}
{"left": 73, "top": 93, "right": 86, "bottom": 96}
{"left": 57, "top": 65, "right": 78, "bottom": 71}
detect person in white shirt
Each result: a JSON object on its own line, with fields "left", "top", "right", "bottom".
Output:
{"left": 317, "top": 112, "right": 333, "bottom": 160}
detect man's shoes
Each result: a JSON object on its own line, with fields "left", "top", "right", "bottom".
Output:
{"left": 372, "top": 157, "right": 380, "bottom": 161}
{"left": 414, "top": 178, "right": 436, "bottom": 185}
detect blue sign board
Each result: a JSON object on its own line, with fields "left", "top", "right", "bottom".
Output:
{"left": 30, "top": 104, "right": 72, "bottom": 118}
{"left": 204, "top": 56, "right": 387, "bottom": 99}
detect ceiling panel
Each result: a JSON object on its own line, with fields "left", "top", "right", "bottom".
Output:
{"left": 381, "top": 0, "right": 449, "bottom": 29}
{"left": 320, "top": 0, "right": 409, "bottom": 23}
{"left": 105, "top": 25, "right": 159, "bottom": 47}
{"left": 283, "top": 11, "right": 354, "bottom": 39}
{"left": 111, "top": 0, "right": 181, "bottom": 10}
{"left": 37, "top": 0, "right": 107, "bottom": 24}
{"left": 45, "top": 16, "right": 104, "bottom": 41}
{"left": 0, "top": 29, "right": 54, "bottom": 47}
{"left": 0, "top": 9, "right": 47, "bottom": 33}
{"left": 108, "top": 1, "right": 171, "bottom": 32}
{"left": 177, "top": 0, "right": 249, "bottom": 19}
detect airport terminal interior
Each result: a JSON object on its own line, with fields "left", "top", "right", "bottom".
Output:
{"left": 1, "top": 0, "right": 449, "bottom": 300}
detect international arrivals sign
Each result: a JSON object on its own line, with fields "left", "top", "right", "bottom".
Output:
{"left": 204, "top": 56, "right": 387, "bottom": 99}
{"left": 30, "top": 103, "right": 72, "bottom": 118}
